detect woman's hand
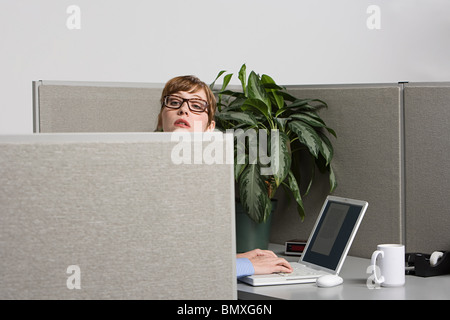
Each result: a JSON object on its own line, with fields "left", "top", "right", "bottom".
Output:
{"left": 237, "top": 249, "right": 293, "bottom": 275}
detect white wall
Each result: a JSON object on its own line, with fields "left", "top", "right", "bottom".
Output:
{"left": 1, "top": 0, "right": 449, "bottom": 134}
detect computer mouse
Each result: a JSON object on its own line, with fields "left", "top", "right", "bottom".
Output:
{"left": 316, "top": 274, "right": 343, "bottom": 288}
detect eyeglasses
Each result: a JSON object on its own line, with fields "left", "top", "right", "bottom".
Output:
{"left": 163, "top": 95, "right": 209, "bottom": 113}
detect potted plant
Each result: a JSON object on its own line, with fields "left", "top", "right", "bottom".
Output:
{"left": 210, "top": 64, "right": 337, "bottom": 252}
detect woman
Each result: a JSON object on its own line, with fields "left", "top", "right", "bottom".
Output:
{"left": 156, "top": 75, "right": 293, "bottom": 278}
{"left": 156, "top": 75, "right": 216, "bottom": 133}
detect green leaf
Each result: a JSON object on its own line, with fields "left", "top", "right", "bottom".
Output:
{"left": 238, "top": 64, "right": 247, "bottom": 94}
{"left": 274, "top": 117, "right": 289, "bottom": 131}
{"left": 215, "top": 111, "right": 258, "bottom": 126}
{"left": 239, "top": 164, "right": 272, "bottom": 223}
{"left": 261, "top": 74, "right": 284, "bottom": 110}
{"left": 299, "top": 112, "right": 336, "bottom": 138}
{"left": 288, "top": 120, "right": 322, "bottom": 158}
{"left": 276, "top": 99, "right": 328, "bottom": 117}
{"left": 270, "top": 91, "right": 284, "bottom": 111}
{"left": 263, "top": 131, "right": 291, "bottom": 187}
{"left": 286, "top": 99, "right": 312, "bottom": 108}
{"left": 262, "top": 82, "right": 284, "bottom": 90}
{"left": 220, "top": 73, "right": 233, "bottom": 92}
{"left": 286, "top": 170, "right": 305, "bottom": 221}
{"left": 290, "top": 113, "right": 326, "bottom": 128}
{"left": 247, "top": 71, "right": 271, "bottom": 111}
{"left": 329, "top": 165, "right": 337, "bottom": 193}
{"left": 275, "top": 108, "right": 288, "bottom": 117}
{"left": 241, "top": 98, "right": 271, "bottom": 120}
{"left": 278, "top": 91, "right": 299, "bottom": 102}
{"left": 210, "top": 70, "right": 227, "bottom": 90}
{"left": 318, "top": 131, "right": 334, "bottom": 166}
{"left": 217, "top": 90, "right": 245, "bottom": 99}
{"left": 325, "top": 126, "right": 337, "bottom": 138}
{"left": 289, "top": 98, "right": 328, "bottom": 109}
{"left": 261, "top": 74, "right": 282, "bottom": 88}
{"left": 276, "top": 104, "right": 315, "bottom": 117}
{"left": 227, "top": 97, "right": 246, "bottom": 111}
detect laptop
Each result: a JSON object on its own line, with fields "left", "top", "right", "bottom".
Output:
{"left": 239, "top": 196, "right": 368, "bottom": 286}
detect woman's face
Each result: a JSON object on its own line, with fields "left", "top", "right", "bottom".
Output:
{"left": 161, "top": 89, "right": 215, "bottom": 133}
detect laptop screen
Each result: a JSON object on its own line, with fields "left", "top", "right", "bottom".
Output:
{"left": 301, "top": 198, "right": 367, "bottom": 271}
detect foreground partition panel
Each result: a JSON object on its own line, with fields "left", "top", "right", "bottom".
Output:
{"left": 0, "top": 133, "right": 236, "bottom": 299}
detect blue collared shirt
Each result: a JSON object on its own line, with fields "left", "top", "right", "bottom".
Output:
{"left": 236, "top": 258, "right": 254, "bottom": 278}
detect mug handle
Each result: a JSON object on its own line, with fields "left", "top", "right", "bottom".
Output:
{"left": 370, "top": 250, "right": 385, "bottom": 284}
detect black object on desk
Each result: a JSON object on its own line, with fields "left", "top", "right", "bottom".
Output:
{"left": 406, "top": 251, "right": 450, "bottom": 277}
{"left": 284, "top": 239, "right": 307, "bottom": 256}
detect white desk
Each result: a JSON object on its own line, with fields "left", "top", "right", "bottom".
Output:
{"left": 237, "top": 244, "right": 450, "bottom": 300}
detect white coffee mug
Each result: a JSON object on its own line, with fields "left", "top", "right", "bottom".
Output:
{"left": 371, "top": 244, "right": 405, "bottom": 287}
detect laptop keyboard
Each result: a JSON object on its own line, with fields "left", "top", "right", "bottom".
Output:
{"left": 277, "top": 263, "right": 328, "bottom": 279}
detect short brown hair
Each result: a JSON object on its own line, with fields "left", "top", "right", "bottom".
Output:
{"left": 156, "top": 75, "right": 216, "bottom": 131}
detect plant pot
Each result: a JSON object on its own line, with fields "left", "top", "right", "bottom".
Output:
{"left": 235, "top": 200, "right": 277, "bottom": 253}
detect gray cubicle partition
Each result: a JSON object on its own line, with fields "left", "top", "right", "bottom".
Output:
{"left": 32, "top": 80, "right": 450, "bottom": 259}
{"left": 271, "top": 84, "right": 404, "bottom": 258}
{"left": 33, "top": 81, "right": 163, "bottom": 133}
{"left": 0, "top": 133, "right": 236, "bottom": 299}
{"left": 404, "top": 83, "right": 450, "bottom": 254}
